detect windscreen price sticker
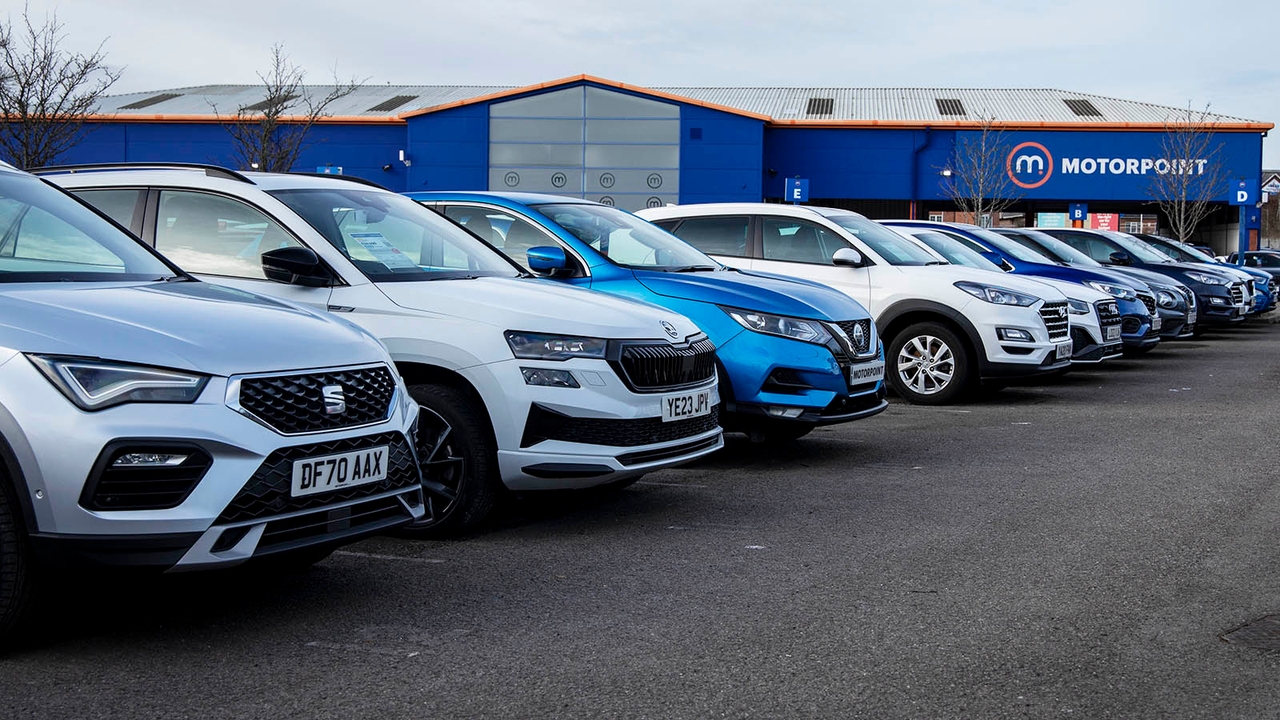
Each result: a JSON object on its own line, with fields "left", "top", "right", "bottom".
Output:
{"left": 350, "top": 232, "right": 418, "bottom": 269}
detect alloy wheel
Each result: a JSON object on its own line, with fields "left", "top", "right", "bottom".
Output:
{"left": 896, "top": 334, "right": 955, "bottom": 396}
{"left": 415, "top": 405, "right": 465, "bottom": 522}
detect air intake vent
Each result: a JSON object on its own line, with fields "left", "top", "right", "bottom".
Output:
{"left": 1063, "top": 98, "right": 1103, "bottom": 117}
{"left": 935, "top": 98, "right": 965, "bottom": 116}
{"left": 243, "top": 94, "right": 299, "bottom": 112}
{"left": 805, "top": 97, "right": 834, "bottom": 116}
{"left": 119, "top": 93, "right": 182, "bottom": 110}
{"left": 367, "top": 94, "right": 418, "bottom": 112}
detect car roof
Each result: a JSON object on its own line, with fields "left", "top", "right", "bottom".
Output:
{"left": 35, "top": 164, "right": 400, "bottom": 194}
{"left": 407, "top": 190, "right": 598, "bottom": 206}
{"left": 638, "top": 202, "right": 868, "bottom": 220}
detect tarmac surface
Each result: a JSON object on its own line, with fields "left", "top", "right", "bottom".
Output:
{"left": 3, "top": 322, "right": 1280, "bottom": 719}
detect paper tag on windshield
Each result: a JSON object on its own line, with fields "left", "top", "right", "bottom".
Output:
{"left": 349, "top": 232, "right": 418, "bottom": 269}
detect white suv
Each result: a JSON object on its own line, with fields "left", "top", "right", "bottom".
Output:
{"left": 48, "top": 166, "right": 723, "bottom": 535}
{"left": 639, "top": 204, "right": 1072, "bottom": 404}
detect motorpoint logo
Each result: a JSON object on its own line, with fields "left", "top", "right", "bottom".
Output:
{"left": 1007, "top": 142, "right": 1053, "bottom": 189}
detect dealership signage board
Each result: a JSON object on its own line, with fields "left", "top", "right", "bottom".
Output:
{"left": 1068, "top": 203, "right": 1087, "bottom": 222}
{"left": 1036, "top": 213, "right": 1068, "bottom": 228}
{"left": 1089, "top": 213, "right": 1119, "bottom": 231}
{"left": 787, "top": 178, "right": 809, "bottom": 203}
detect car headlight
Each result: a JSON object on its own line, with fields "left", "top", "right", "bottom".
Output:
{"left": 505, "top": 332, "right": 608, "bottom": 361}
{"left": 1067, "top": 299, "right": 1090, "bottom": 315}
{"left": 953, "top": 281, "right": 1039, "bottom": 306}
{"left": 1185, "top": 271, "right": 1226, "bottom": 286}
{"left": 27, "top": 355, "right": 208, "bottom": 411}
{"left": 720, "top": 307, "right": 832, "bottom": 345}
{"left": 1086, "top": 281, "right": 1137, "bottom": 301}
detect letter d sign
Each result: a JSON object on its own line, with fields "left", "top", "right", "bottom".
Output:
{"left": 1231, "top": 179, "right": 1258, "bottom": 206}
{"left": 1237, "top": 190, "right": 1249, "bottom": 203}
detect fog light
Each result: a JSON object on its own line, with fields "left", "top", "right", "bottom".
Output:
{"left": 112, "top": 453, "right": 188, "bottom": 467}
{"left": 765, "top": 406, "right": 805, "bottom": 419}
{"left": 521, "top": 367, "right": 580, "bottom": 388}
{"left": 1209, "top": 297, "right": 1228, "bottom": 306}
{"left": 997, "top": 328, "right": 1034, "bottom": 342}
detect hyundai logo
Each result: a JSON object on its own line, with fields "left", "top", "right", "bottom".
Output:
{"left": 322, "top": 385, "right": 346, "bottom": 415}
{"left": 661, "top": 320, "right": 680, "bottom": 339}
{"left": 1006, "top": 141, "right": 1054, "bottom": 189}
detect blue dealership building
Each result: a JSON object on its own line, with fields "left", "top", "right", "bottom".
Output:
{"left": 58, "top": 74, "right": 1272, "bottom": 250}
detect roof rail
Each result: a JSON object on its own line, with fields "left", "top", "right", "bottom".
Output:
{"left": 29, "top": 162, "right": 254, "bottom": 184}
{"left": 288, "top": 172, "right": 388, "bottom": 191}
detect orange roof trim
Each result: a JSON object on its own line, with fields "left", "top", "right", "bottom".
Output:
{"left": 80, "top": 113, "right": 406, "bottom": 125}
{"left": 769, "top": 118, "right": 1275, "bottom": 131}
{"left": 398, "top": 74, "right": 774, "bottom": 121}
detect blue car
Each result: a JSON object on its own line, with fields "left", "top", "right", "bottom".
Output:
{"left": 882, "top": 221, "right": 1164, "bottom": 351}
{"left": 1135, "top": 233, "right": 1276, "bottom": 314}
{"left": 407, "top": 192, "right": 887, "bottom": 443}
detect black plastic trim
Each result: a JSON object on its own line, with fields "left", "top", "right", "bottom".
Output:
{"left": 521, "top": 463, "right": 616, "bottom": 479}
{"left": 0, "top": 431, "right": 37, "bottom": 534}
{"left": 29, "top": 531, "right": 202, "bottom": 569}
{"left": 617, "top": 435, "right": 721, "bottom": 466}
{"left": 79, "top": 439, "right": 213, "bottom": 511}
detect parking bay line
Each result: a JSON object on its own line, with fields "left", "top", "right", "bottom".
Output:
{"left": 333, "top": 550, "right": 447, "bottom": 564}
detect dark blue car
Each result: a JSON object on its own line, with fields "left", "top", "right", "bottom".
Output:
{"left": 883, "top": 221, "right": 1163, "bottom": 352}
{"left": 1136, "top": 234, "right": 1275, "bottom": 314}
{"left": 408, "top": 192, "right": 887, "bottom": 443}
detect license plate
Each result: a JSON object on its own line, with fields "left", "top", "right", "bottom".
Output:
{"left": 662, "top": 389, "right": 712, "bottom": 423}
{"left": 848, "top": 360, "right": 885, "bottom": 385}
{"left": 1187, "top": 311, "right": 1196, "bottom": 325}
{"left": 291, "top": 446, "right": 388, "bottom": 498}
{"left": 1055, "top": 342, "right": 1073, "bottom": 360}
{"left": 1105, "top": 325, "right": 1121, "bottom": 341}
{"left": 1152, "top": 316, "right": 1163, "bottom": 331}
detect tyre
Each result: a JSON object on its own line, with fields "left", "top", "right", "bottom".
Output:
{"left": 0, "top": 463, "right": 35, "bottom": 648}
{"left": 887, "top": 322, "right": 973, "bottom": 405}
{"left": 399, "top": 383, "right": 502, "bottom": 538}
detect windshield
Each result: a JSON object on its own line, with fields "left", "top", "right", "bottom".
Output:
{"left": 269, "top": 189, "right": 521, "bottom": 282}
{"left": 1143, "top": 235, "right": 1216, "bottom": 263}
{"left": 1010, "top": 230, "right": 1103, "bottom": 267}
{"left": 964, "top": 226, "right": 1055, "bottom": 264}
{"left": 1101, "top": 231, "right": 1174, "bottom": 263}
{"left": 0, "top": 172, "right": 178, "bottom": 283}
{"left": 907, "top": 231, "right": 1003, "bottom": 272}
{"left": 826, "top": 215, "right": 940, "bottom": 266}
{"left": 533, "top": 203, "right": 717, "bottom": 270}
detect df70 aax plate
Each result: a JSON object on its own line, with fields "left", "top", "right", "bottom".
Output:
{"left": 291, "top": 446, "right": 388, "bottom": 498}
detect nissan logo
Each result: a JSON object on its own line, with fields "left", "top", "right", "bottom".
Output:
{"left": 852, "top": 323, "right": 867, "bottom": 348}
{"left": 661, "top": 321, "right": 679, "bottom": 339}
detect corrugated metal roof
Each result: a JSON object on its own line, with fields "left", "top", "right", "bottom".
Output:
{"left": 94, "top": 83, "right": 1265, "bottom": 125}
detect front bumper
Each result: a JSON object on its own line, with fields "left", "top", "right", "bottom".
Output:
{"left": 972, "top": 302, "right": 1072, "bottom": 379}
{"left": 0, "top": 357, "right": 424, "bottom": 571}
{"left": 1196, "top": 284, "right": 1250, "bottom": 324}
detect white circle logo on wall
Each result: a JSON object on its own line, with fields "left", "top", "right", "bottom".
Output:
{"left": 599, "top": 173, "right": 615, "bottom": 188}
{"left": 504, "top": 172, "right": 520, "bottom": 187}
{"left": 646, "top": 197, "right": 663, "bottom": 209}
{"left": 551, "top": 172, "right": 567, "bottom": 188}
{"left": 647, "top": 173, "right": 663, "bottom": 189}
{"left": 599, "top": 196, "right": 615, "bottom": 206}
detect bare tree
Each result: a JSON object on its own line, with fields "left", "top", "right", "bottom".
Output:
{"left": 221, "top": 45, "right": 361, "bottom": 172}
{"left": 0, "top": 4, "right": 121, "bottom": 168}
{"left": 1148, "top": 103, "right": 1227, "bottom": 243}
{"left": 941, "top": 114, "right": 1020, "bottom": 227}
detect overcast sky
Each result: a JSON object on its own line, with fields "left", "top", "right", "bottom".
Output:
{"left": 15, "top": 0, "right": 1280, "bottom": 164}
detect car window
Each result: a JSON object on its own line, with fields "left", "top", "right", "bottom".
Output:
{"left": 0, "top": 171, "right": 175, "bottom": 282}
{"left": 1254, "top": 254, "right": 1280, "bottom": 267}
{"left": 70, "top": 188, "right": 143, "bottom": 232}
{"left": 442, "top": 205, "right": 555, "bottom": 271}
{"left": 156, "top": 190, "right": 301, "bottom": 279}
{"left": 533, "top": 203, "right": 716, "bottom": 270}
{"left": 824, "top": 215, "right": 938, "bottom": 266}
{"left": 761, "top": 218, "right": 847, "bottom": 265}
{"left": 906, "top": 231, "right": 1001, "bottom": 272}
{"left": 666, "top": 216, "right": 750, "bottom": 258}
{"left": 1056, "top": 234, "right": 1116, "bottom": 263}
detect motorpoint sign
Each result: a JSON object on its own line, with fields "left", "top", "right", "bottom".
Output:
{"left": 1007, "top": 142, "right": 1053, "bottom": 189}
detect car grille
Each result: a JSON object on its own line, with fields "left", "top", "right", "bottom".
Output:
{"left": 1137, "top": 292, "right": 1156, "bottom": 314}
{"left": 833, "top": 319, "right": 874, "bottom": 356}
{"left": 216, "top": 431, "right": 419, "bottom": 524}
{"left": 1096, "top": 300, "right": 1121, "bottom": 330}
{"left": 615, "top": 337, "right": 717, "bottom": 393}
{"left": 521, "top": 403, "right": 720, "bottom": 448}
{"left": 236, "top": 365, "right": 396, "bottom": 436}
{"left": 255, "top": 495, "right": 414, "bottom": 554}
{"left": 1176, "top": 286, "right": 1196, "bottom": 308}
{"left": 1039, "top": 302, "right": 1070, "bottom": 341}
{"left": 1230, "top": 282, "right": 1245, "bottom": 304}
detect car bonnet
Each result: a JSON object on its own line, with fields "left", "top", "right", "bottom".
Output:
{"left": 632, "top": 267, "right": 870, "bottom": 321}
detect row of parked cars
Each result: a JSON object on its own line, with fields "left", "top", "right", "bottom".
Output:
{"left": 0, "top": 161, "right": 1268, "bottom": 645}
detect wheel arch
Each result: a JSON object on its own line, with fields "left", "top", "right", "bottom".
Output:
{"left": 878, "top": 300, "right": 984, "bottom": 372}
{"left": 0, "top": 431, "right": 35, "bottom": 536}
{"left": 394, "top": 361, "right": 499, "bottom": 448}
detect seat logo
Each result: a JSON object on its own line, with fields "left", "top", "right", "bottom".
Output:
{"left": 661, "top": 320, "right": 680, "bottom": 339}
{"left": 1007, "top": 142, "right": 1054, "bottom": 189}
{"left": 322, "top": 385, "right": 346, "bottom": 415}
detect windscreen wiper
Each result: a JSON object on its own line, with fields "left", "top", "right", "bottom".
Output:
{"left": 665, "top": 265, "right": 719, "bottom": 273}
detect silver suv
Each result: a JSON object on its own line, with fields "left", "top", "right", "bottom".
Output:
{"left": 0, "top": 164, "right": 424, "bottom": 644}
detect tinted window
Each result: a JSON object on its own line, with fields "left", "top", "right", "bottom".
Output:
{"left": 1056, "top": 233, "right": 1118, "bottom": 263}
{"left": 71, "top": 188, "right": 143, "bottom": 231}
{"left": 1254, "top": 253, "right": 1280, "bottom": 267}
{"left": 760, "top": 218, "right": 849, "bottom": 265}
{"left": 667, "top": 216, "right": 750, "bottom": 258}
{"left": 442, "top": 205, "right": 556, "bottom": 271}
{"left": 825, "top": 215, "right": 939, "bottom": 266}
{"left": 533, "top": 203, "right": 715, "bottom": 269}
{"left": 156, "top": 190, "right": 301, "bottom": 279}
{"left": 270, "top": 189, "right": 520, "bottom": 282}
{"left": 0, "top": 172, "right": 175, "bottom": 282}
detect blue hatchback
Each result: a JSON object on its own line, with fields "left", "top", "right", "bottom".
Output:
{"left": 408, "top": 192, "right": 887, "bottom": 442}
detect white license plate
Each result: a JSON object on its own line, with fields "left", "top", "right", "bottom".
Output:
{"left": 1187, "top": 311, "right": 1196, "bottom": 325}
{"left": 848, "top": 360, "right": 885, "bottom": 385}
{"left": 1055, "top": 342, "right": 1073, "bottom": 359}
{"left": 291, "top": 446, "right": 388, "bottom": 498}
{"left": 662, "top": 389, "right": 712, "bottom": 423}
{"left": 1105, "top": 325, "right": 1121, "bottom": 341}
{"left": 1152, "top": 316, "right": 1163, "bottom": 331}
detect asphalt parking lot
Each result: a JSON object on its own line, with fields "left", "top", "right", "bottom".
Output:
{"left": 4, "top": 324, "right": 1280, "bottom": 719}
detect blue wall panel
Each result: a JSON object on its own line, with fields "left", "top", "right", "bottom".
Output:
{"left": 679, "top": 106, "right": 764, "bottom": 204}
{"left": 405, "top": 105, "right": 488, "bottom": 192}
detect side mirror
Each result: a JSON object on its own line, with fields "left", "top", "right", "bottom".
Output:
{"left": 1108, "top": 251, "right": 1132, "bottom": 266}
{"left": 832, "top": 247, "right": 864, "bottom": 267}
{"left": 526, "top": 245, "right": 569, "bottom": 276}
{"left": 261, "top": 246, "right": 332, "bottom": 287}
{"left": 978, "top": 251, "right": 1009, "bottom": 269}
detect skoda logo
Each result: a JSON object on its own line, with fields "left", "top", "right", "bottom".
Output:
{"left": 661, "top": 320, "right": 680, "bottom": 339}
{"left": 322, "top": 385, "right": 346, "bottom": 415}
{"left": 1006, "top": 141, "right": 1053, "bottom": 189}
{"left": 852, "top": 323, "right": 867, "bottom": 348}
